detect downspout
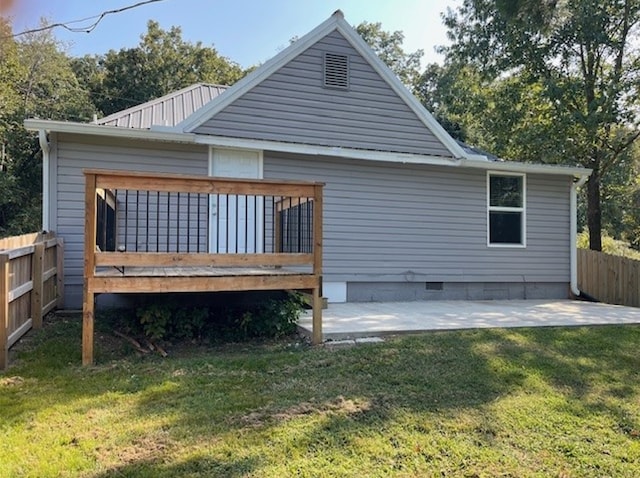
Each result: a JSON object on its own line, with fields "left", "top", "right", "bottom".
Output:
{"left": 570, "top": 174, "right": 589, "bottom": 297}
{"left": 38, "top": 130, "right": 50, "bottom": 231}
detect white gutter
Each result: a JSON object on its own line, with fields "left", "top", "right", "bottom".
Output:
{"left": 570, "top": 174, "right": 590, "bottom": 297}
{"left": 459, "top": 157, "right": 592, "bottom": 177}
{"left": 38, "top": 130, "right": 50, "bottom": 231}
{"left": 24, "top": 119, "right": 197, "bottom": 144}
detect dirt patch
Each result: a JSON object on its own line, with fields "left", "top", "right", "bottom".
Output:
{"left": 0, "top": 375, "right": 25, "bottom": 387}
{"left": 238, "top": 395, "right": 372, "bottom": 428}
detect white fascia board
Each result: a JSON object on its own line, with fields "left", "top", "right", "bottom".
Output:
{"left": 24, "top": 119, "right": 197, "bottom": 144}
{"left": 174, "top": 14, "right": 343, "bottom": 133}
{"left": 460, "top": 158, "right": 592, "bottom": 177}
{"left": 194, "top": 135, "right": 593, "bottom": 176}
{"left": 193, "top": 135, "right": 461, "bottom": 167}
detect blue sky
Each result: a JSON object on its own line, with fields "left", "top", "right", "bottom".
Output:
{"left": 3, "top": 0, "right": 460, "bottom": 67}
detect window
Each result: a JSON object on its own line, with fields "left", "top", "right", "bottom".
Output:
{"left": 487, "top": 172, "right": 525, "bottom": 247}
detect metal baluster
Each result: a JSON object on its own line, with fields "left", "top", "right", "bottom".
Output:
{"left": 145, "top": 191, "right": 149, "bottom": 252}
{"left": 124, "top": 190, "right": 128, "bottom": 250}
{"left": 297, "top": 197, "right": 302, "bottom": 253}
{"left": 244, "top": 195, "right": 248, "bottom": 254}
{"left": 101, "top": 190, "right": 107, "bottom": 250}
{"left": 226, "top": 194, "right": 229, "bottom": 254}
{"left": 235, "top": 195, "right": 239, "bottom": 254}
{"left": 254, "top": 195, "right": 258, "bottom": 253}
{"left": 197, "top": 193, "right": 201, "bottom": 253}
{"left": 177, "top": 193, "right": 180, "bottom": 252}
{"left": 166, "top": 192, "right": 171, "bottom": 252}
{"left": 288, "top": 197, "right": 292, "bottom": 253}
{"left": 156, "top": 191, "right": 160, "bottom": 252}
{"left": 187, "top": 193, "right": 191, "bottom": 253}
{"left": 215, "top": 194, "right": 219, "bottom": 254}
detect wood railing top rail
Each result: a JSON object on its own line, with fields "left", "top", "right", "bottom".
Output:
{"left": 95, "top": 252, "right": 314, "bottom": 268}
{"left": 84, "top": 169, "right": 324, "bottom": 197}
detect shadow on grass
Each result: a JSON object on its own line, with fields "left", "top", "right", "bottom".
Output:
{"left": 3, "top": 315, "right": 640, "bottom": 475}
{"left": 91, "top": 455, "right": 260, "bottom": 478}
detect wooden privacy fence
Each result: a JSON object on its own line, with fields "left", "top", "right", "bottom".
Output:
{"left": 0, "top": 232, "right": 64, "bottom": 370}
{"left": 577, "top": 248, "right": 640, "bottom": 308}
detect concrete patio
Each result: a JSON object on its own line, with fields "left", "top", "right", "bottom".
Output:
{"left": 297, "top": 299, "right": 640, "bottom": 341}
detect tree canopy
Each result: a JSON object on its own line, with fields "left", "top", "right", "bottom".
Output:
{"left": 436, "top": 0, "right": 640, "bottom": 251}
{"left": 81, "top": 21, "right": 246, "bottom": 116}
{"left": 0, "top": 18, "right": 95, "bottom": 235}
{"left": 356, "top": 21, "right": 423, "bottom": 90}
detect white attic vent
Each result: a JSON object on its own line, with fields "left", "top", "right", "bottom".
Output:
{"left": 323, "top": 52, "right": 349, "bottom": 90}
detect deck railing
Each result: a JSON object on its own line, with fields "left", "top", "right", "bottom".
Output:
{"left": 83, "top": 169, "right": 323, "bottom": 365}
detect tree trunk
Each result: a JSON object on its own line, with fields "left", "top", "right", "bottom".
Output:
{"left": 587, "top": 171, "right": 602, "bottom": 251}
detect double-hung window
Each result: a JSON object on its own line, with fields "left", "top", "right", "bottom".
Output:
{"left": 487, "top": 172, "right": 526, "bottom": 247}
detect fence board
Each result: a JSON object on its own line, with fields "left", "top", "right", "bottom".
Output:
{"left": 578, "top": 248, "right": 640, "bottom": 307}
{"left": 0, "top": 232, "right": 64, "bottom": 370}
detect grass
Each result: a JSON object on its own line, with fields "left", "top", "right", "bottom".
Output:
{"left": 2, "top": 315, "right": 640, "bottom": 477}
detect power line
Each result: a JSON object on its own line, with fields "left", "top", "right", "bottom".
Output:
{"left": 7, "top": 0, "right": 165, "bottom": 38}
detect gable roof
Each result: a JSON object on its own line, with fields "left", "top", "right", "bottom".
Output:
{"left": 168, "top": 10, "right": 467, "bottom": 159}
{"left": 97, "top": 83, "right": 228, "bottom": 129}
{"left": 23, "top": 11, "right": 591, "bottom": 179}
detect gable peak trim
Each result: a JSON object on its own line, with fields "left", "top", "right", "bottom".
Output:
{"left": 172, "top": 12, "right": 466, "bottom": 159}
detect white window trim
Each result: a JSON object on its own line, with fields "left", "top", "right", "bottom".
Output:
{"left": 487, "top": 171, "right": 526, "bottom": 248}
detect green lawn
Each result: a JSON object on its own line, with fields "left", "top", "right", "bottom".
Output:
{"left": 2, "top": 315, "right": 640, "bottom": 477}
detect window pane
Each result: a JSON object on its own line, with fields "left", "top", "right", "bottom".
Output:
{"left": 490, "top": 211, "right": 522, "bottom": 244}
{"left": 490, "top": 175, "right": 522, "bottom": 208}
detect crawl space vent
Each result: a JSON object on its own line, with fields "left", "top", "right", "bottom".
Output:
{"left": 323, "top": 52, "right": 349, "bottom": 89}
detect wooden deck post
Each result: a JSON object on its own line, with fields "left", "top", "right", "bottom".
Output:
{"left": 31, "top": 242, "right": 44, "bottom": 329}
{"left": 312, "top": 184, "right": 323, "bottom": 345}
{"left": 56, "top": 238, "right": 65, "bottom": 309}
{"left": 83, "top": 173, "right": 97, "bottom": 366}
{"left": 0, "top": 254, "right": 9, "bottom": 370}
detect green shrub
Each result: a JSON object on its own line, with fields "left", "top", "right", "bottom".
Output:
{"left": 577, "top": 230, "right": 640, "bottom": 260}
{"left": 235, "top": 295, "right": 304, "bottom": 339}
{"left": 116, "top": 292, "right": 305, "bottom": 344}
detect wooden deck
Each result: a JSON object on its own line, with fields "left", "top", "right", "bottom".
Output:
{"left": 83, "top": 169, "right": 323, "bottom": 365}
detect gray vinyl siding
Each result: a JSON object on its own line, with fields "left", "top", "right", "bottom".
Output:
{"left": 55, "top": 134, "right": 208, "bottom": 306}
{"left": 264, "top": 152, "right": 571, "bottom": 284}
{"left": 195, "top": 30, "right": 453, "bottom": 157}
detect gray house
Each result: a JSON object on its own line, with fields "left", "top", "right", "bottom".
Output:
{"left": 25, "top": 11, "right": 590, "bottom": 309}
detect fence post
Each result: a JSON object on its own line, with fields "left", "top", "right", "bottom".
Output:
{"left": 56, "top": 238, "right": 65, "bottom": 310}
{"left": 0, "top": 254, "right": 9, "bottom": 370}
{"left": 31, "top": 242, "right": 44, "bottom": 329}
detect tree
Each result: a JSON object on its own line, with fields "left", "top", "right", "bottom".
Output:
{"left": 441, "top": 0, "right": 640, "bottom": 251}
{"left": 93, "top": 21, "right": 246, "bottom": 116}
{"left": 0, "top": 19, "right": 94, "bottom": 236}
{"left": 356, "top": 21, "right": 423, "bottom": 90}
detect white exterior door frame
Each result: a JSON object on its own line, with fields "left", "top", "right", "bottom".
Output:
{"left": 208, "top": 147, "right": 264, "bottom": 253}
